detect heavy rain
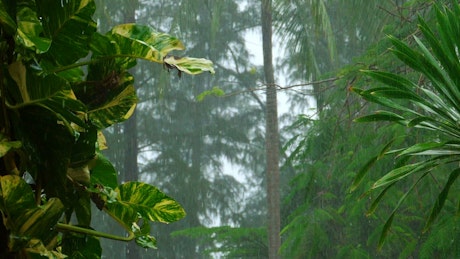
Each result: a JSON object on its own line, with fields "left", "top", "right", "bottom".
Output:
{"left": 1, "top": 0, "right": 460, "bottom": 258}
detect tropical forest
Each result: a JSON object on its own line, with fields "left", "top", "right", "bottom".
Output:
{"left": 1, "top": 0, "right": 460, "bottom": 258}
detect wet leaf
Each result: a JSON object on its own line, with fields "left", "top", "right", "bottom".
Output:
{"left": 164, "top": 55, "right": 215, "bottom": 75}
{"left": 0, "top": 175, "right": 64, "bottom": 250}
{"left": 105, "top": 182, "right": 186, "bottom": 228}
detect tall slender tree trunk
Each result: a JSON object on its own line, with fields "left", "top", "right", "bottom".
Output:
{"left": 123, "top": 0, "right": 139, "bottom": 258}
{"left": 261, "top": 0, "right": 281, "bottom": 258}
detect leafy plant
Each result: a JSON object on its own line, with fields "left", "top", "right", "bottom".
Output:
{"left": 0, "top": 0, "right": 214, "bottom": 258}
{"left": 352, "top": 1, "right": 460, "bottom": 250}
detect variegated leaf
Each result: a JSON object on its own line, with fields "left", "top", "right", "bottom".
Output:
{"left": 16, "top": 4, "right": 51, "bottom": 53}
{"left": 164, "top": 56, "right": 215, "bottom": 75}
{"left": 109, "top": 23, "right": 185, "bottom": 63}
{"left": 105, "top": 182, "right": 185, "bottom": 229}
{"left": 0, "top": 175, "right": 64, "bottom": 250}
{"left": 87, "top": 72, "right": 137, "bottom": 129}
{"left": 40, "top": 0, "right": 97, "bottom": 66}
{"left": 0, "top": 133, "right": 21, "bottom": 157}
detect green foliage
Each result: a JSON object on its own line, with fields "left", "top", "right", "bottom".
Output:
{"left": 0, "top": 0, "right": 213, "bottom": 258}
{"left": 172, "top": 226, "right": 267, "bottom": 258}
{"left": 353, "top": 1, "right": 460, "bottom": 250}
{"left": 196, "top": 86, "right": 225, "bottom": 102}
{"left": 278, "top": 1, "right": 457, "bottom": 258}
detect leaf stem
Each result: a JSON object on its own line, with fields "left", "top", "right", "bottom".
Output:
{"left": 55, "top": 223, "right": 135, "bottom": 242}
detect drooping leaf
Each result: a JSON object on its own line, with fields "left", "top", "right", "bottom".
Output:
{"left": 164, "top": 55, "right": 215, "bottom": 75}
{"left": 423, "top": 168, "right": 460, "bottom": 232}
{"left": 377, "top": 213, "right": 395, "bottom": 250}
{"left": 377, "top": 172, "right": 428, "bottom": 250}
{"left": 366, "top": 183, "right": 395, "bottom": 216}
{"left": 354, "top": 110, "right": 405, "bottom": 123}
{"left": 350, "top": 140, "right": 395, "bottom": 192}
{"left": 372, "top": 161, "right": 437, "bottom": 189}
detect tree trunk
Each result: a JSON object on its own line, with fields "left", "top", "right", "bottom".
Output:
{"left": 123, "top": 0, "right": 139, "bottom": 258}
{"left": 261, "top": 0, "right": 281, "bottom": 258}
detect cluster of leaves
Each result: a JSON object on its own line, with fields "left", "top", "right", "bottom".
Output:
{"left": 353, "top": 1, "right": 460, "bottom": 250}
{"left": 0, "top": 0, "right": 213, "bottom": 258}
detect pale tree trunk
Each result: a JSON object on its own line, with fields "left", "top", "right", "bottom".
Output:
{"left": 261, "top": 0, "right": 281, "bottom": 258}
{"left": 123, "top": 0, "right": 139, "bottom": 258}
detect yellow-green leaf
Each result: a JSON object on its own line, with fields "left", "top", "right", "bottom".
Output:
{"left": 105, "top": 182, "right": 186, "bottom": 229}
{"left": 164, "top": 56, "right": 215, "bottom": 75}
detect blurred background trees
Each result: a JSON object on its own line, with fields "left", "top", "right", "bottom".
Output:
{"left": 92, "top": 0, "right": 460, "bottom": 258}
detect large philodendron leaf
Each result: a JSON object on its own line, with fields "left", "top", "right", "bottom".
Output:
{"left": 16, "top": 2, "right": 51, "bottom": 53}
{"left": 89, "top": 24, "right": 184, "bottom": 70}
{"left": 38, "top": 0, "right": 97, "bottom": 67}
{"left": 107, "top": 23, "right": 185, "bottom": 63}
{"left": 86, "top": 71, "right": 137, "bottom": 129}
{"left": 0, "top": 175, "right": 65, "bottom": 251}
{"left": 105, "top": 182, "right": 186, "bottom": 229}
{"left": 8, "top": 61, "right": 87, "bottom": 129}
{"left": 90, "top": 24, "right": 215, "bottom": 74}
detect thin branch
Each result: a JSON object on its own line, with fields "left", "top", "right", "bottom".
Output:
{"left": 222, "top": 76, "right": 340, "bottom": 97}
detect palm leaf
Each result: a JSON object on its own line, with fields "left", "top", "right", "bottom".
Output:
{"left": 354, "top": 111, "right": 405, "bottom": 123}
{"left": 377, "top": 171, "right": 429, "bottom": 250}
{"left": 423, "top": 168, "right": 460, "bottom": 232}
{"left": 355, "top": 2, "right": 460, "bottom": 248}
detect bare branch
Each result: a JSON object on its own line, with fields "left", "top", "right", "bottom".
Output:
{"left": 223, "top": 76, "right": 341, "bottom": 97}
